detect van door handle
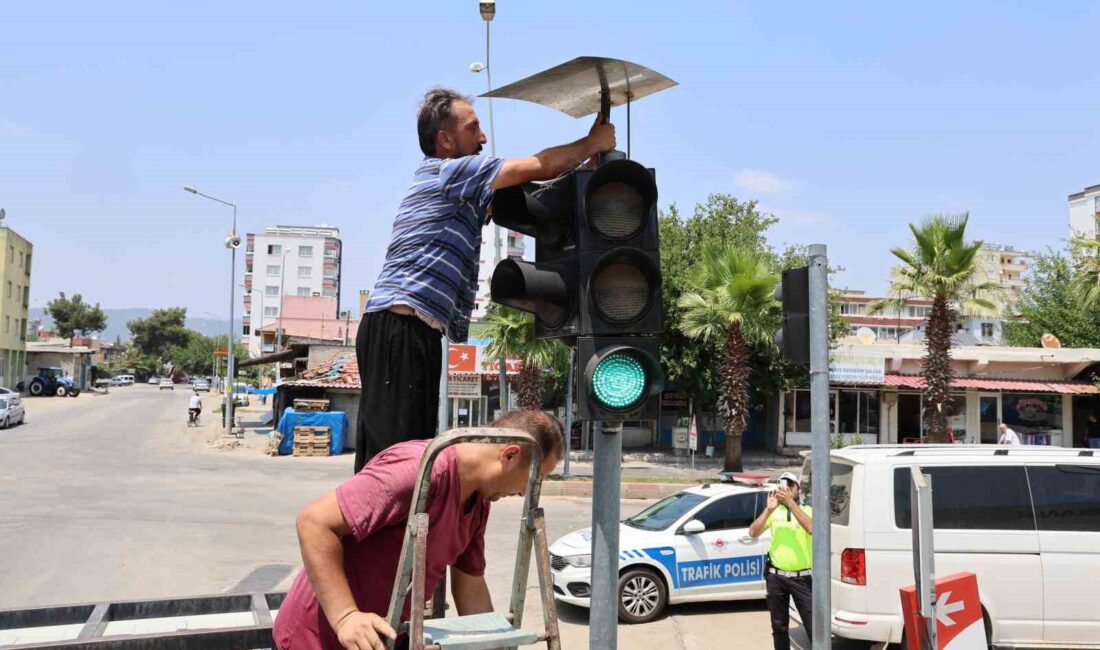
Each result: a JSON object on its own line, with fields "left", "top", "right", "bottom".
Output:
{"left": 738, "top": 536, "right": 755, "bottom": 544}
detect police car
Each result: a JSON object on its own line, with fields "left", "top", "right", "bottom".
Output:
{"left": 549, "top": 479, "right": 775, "bottom": 623}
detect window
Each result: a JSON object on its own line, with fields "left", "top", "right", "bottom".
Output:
{"left": 6, "top": 246, "right": 12, "bottom": 262}
{"left": 839, "top": 391, "right": 859, "bottom": 434}
{"left": 1029, "top": 465, "right": 1100, "bottom": 532}
{"left": 267, "top": 244, "right": 281, "bottom": 255}
{"left": 266, "top": 265, "right": 280, "bottom": 277}
{"left": 802, "top": 462, "right": 853, "bottom": 525}
{"left": 15, "top": 285, "right": 20, "bottom": 302}
{"left": 4, "top": 282, "right": 9, "bottom": 298}
{"left": 945, "top": 394, "right": 968, "bottom": 440}
{"left": 297, "top": 287, "right": 311, "bottom": 297}
{"left": 242, "top": 324, "right": 250, "bottom": 335}
{"left": 17, "top": 251, "right": 22, "bottom": 268}
{"left": 1003, "top": 393, "right": 1063, "bottom": 435}
{"left": 693, "top": 494, "right": 761, "bottom": 531}
{"left": 981, "top": 322, "right": 994, "bottom": 338}
{"left": 894, "top": 466, "right": 1034, "bottom": 530}
{"left": 265, "top": 286, "right": 279, "bottom": 297}
{"left": 860, "top": 391, "right": 881, "bottom": 436}
{"left": 3, "top": 316, "right": 8, "bottom": 333}
{"left": 840, "top": 303, "right": 865, "bottom": 315}
{"left": 792, "top": 390, "right": 811, "bottom": 433}
{"left": 298, "top": 245, "right": 313, "bottom": 257}
{"left": 264, "top": 306, "right": 278, "bottom": 317}
{"left": 24, "top": 253, "right": 30, "bottom": 274}
{"left": 298, "top": 266, "right": 312, "bottom": 278}
{"left": 623, "top": 492, "right": 707, "bottom": 531}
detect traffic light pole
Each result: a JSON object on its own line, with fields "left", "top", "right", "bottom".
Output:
{"left": 563, "top": 347, "right": 574, "bottom": 476}
{"left": 589, "top": 419, "right": 621, "bottom": 650}
{"left": 808, "top": 244, "right": 832, "bottom": 650}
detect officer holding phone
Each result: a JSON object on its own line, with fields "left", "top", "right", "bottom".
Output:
{"left": 749, "top": 471, "right": 814, "bottom": 650}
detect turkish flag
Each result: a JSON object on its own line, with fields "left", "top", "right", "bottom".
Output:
{"left": 448, "top": 345, "right": 478, "bottom": 373}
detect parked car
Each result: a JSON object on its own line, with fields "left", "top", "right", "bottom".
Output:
{"left": 809, "top": 444, "right": 1100, "bottom": 648}
{"left": 230, "top": 383, "right": 251, "bottom": 406}
{"left": 147, "top": 376, "right": 160, "bottom": 385}
{"left": 158, "top": 378, "right": 174, "bottom": 391}
{"left": 0, "top": 393, "right": 25, "bottom": 428}
{"left": 193, "top": 379, "right": 210, "bottom": 392}
{"left": 549, "top": 479, "right": 775, "bottom": 623}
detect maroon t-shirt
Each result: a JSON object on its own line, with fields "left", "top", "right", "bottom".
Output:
{"left": 274, "top": 440, "right": 490, "bottom": 650}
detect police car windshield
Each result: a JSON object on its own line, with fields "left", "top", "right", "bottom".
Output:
{"left": 624, "top": 492, "right": 707, "bottom": 531}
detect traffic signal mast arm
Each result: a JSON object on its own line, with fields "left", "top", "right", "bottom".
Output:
{"left": 490, "top": 113, "right": 616, "bottom": 191}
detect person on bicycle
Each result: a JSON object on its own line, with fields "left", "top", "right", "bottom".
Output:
{"left": 188, "top": 390, "right": 203, "bottom": 424}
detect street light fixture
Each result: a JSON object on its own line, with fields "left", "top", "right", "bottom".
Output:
{"left": 183, "top": 185, "right": 239, "bottom": 436}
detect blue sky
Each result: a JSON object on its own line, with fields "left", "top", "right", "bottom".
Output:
{"left": 3, "top": 1, "right": 1097, "bottom": 319}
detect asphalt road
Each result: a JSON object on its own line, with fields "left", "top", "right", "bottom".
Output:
{"left": 0, "top": 385, "right": 811, "bottom": 649}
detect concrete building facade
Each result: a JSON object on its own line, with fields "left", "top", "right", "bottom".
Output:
{"left": 1069, "top": 183, "right": 1100, "bottom": 239}
{"left": 243, "top": 226, "right": 342, "bottom": 357}
{"left": 471, "top": 224, "right": 525, "bottom": 322}
{"left": 975, "top": 242, "right": 1030, "bottom": 311}
{"left": 0, "top": 225, "right": 32, "bottom": 389}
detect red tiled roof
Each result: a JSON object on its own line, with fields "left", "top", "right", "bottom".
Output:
{"left": 878, "top": 374, "right": 1097, "bottom": 394}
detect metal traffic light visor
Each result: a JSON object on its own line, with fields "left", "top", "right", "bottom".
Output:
{"left": 481, "top": 56, "right": 677, "bottom": 118}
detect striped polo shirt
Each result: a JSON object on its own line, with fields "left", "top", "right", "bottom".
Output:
{"left": 366, "top": 154, "right": 504, "bottom": 342}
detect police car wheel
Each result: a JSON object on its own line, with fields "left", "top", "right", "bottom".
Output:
{"left": 618, "top": 568, "right": 666, "bottom": 624}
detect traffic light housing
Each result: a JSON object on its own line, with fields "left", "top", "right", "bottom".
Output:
{"left": 489, "top": 159, "right": 662, "bottom": 339}
{"left": 776, "top": 266, "right": 810, "bottom": 366}
{"left": 577, "top": 336, "right": 664, "bottom": 421}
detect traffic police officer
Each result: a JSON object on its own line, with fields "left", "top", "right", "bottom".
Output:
{"left": 749, "top": 471, "right": 814, "bottom": 650}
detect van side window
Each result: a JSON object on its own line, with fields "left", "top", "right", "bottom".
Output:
{"left": 893, "top": 466, "right": 1034, "bottom": 530}
{"left": 694, "top": 494, "right": 758, "bottom": 531}
{"left": 1028, "top": 465, "right": 1100, "bottom": 532}
{"left": 802, "top": 462, "right": 854, "bottom": 526}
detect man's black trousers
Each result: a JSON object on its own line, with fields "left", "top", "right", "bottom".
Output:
{"left": 765, "top": 571, "right": 813, "bottom": 650}
{"left": 353, "top": 310, "right": 442, "bottom": 473}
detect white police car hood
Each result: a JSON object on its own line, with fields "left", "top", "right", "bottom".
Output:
{"left": 549, "top": 524, "right": 659, "bottom": 557}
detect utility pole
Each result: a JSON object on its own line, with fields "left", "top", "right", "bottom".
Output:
{"left": 808, "top": 243, "right": 832, "bottom": 650}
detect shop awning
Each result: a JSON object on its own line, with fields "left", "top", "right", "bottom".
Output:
{"left": 878, "top": 374, "right": 1098, "bottom": 394}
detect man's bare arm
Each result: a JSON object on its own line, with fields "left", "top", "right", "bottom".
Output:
{"left": 451, "top": 567, "right": 494, "bottom": 616}
{"left": 296, "top": 493, "right": 395, "bottom": 648}
{"left": 491, "top": 114, "right": 616, "bottom": 190}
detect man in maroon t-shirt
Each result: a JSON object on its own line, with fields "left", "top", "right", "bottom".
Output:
{"left": 274, "top": 410, "right": 563, "bottom": 650}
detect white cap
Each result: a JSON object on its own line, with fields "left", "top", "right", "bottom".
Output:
{"left": 778, "top": 471, "right": 799, "bottom": 485}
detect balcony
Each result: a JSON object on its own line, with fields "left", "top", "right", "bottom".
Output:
{"left": 323, "top": 278, "right": 338, "bottom": 289}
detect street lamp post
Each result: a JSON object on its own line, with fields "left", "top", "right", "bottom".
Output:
{"left": 184, "top": 186, "right": 239, "bottom": 435}
{"left": 471, "top": 0, "right": 509, "bottom": 416}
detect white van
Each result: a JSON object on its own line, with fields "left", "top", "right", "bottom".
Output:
{"left": 802, "top": 445, "right": 1100, "bottom": 648}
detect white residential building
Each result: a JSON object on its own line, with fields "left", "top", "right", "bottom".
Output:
{"left": 1069, "top": 183, "right": 1100, "bottom": 239}
{"left": 471, "top": 224, "right": 525, "bottom": 321}
{"left": 243, "top": 225, "right": 342, "bottom": 357}
{"left": 974, "top": 242, "right": 1031, "bottom": 311}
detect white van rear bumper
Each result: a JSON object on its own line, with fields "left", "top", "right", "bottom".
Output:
{"left": 831, "top": 610, "right": 902, "bottom": 644}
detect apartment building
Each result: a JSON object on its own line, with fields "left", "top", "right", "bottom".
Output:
{"left": 837, "top": 290, "right": 1004, "bottom": 345}
{"left": 1069, "top": 183, "right": 1100, "bottom": 239}
{"left": 471, "top": 224, "right": 525, "bottom": 321}
{"left": 0, "top": 223, "right": 32, "bottom": 388}
{"left": 243, "top": 226, "right": 342, "bottom": 357}
{"left": 974, "top": 242, "right": 1031, "bottom": 310}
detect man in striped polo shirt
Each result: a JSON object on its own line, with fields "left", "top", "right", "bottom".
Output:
{"left": 354, "top": 86, "right": 615, "bottom": 472}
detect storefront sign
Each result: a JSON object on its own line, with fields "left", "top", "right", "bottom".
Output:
{"left": 830, "top": 353, "right": 885, "bottom": 384}
{"left": 447, "top": 372, "right": 482, "bottom": 398}
{"left": 480, "top": 356, "right": 523, "bottom": 376}
{"left": 661, "top": 390, "right": 690, "bottom": 408}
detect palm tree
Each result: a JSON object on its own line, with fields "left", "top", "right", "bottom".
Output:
{"left": 483, "top": 305, "right": 567, "bottom": 411}
{"left": 1071, "top": 218, "right": 1100, "bottom": 309}
{"left": 869, "top": 214, "right": 1000, "bottom": 442}
{"left": 677, "top": 247, "right": 779, "bottom": 472}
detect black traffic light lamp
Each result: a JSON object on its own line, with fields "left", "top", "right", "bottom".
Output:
{"left": 489, "top": 158, "right": 662, "bottom": 339}
{"left": 576, "top": 336, "right": 664, "bottom": 421}
{"left": 776, "top": 266, "right": 810, "bottom": 366}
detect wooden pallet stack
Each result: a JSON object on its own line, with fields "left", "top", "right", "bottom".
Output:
{"left": 293, "top": 398, "right": 330, "bottom": 412}
{"left": 293, "top": 425, "right": 332, "bottom": 457}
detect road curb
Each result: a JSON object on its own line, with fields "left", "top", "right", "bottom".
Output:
{"left": 542, "top": 480, "right": 684, "bottom": 500}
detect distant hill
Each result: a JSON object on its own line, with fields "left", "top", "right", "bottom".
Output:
{"left": 29, "top": 308, "right": 231, "bottom": 343}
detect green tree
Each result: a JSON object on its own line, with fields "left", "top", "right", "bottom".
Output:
{"left": 677, "top": 247, "right": 780, "bottom": 471}
{"left": 1071, "top": 220, "right": 1100, "bottom": 309}
{"left": 1004, "top": 247, "right": 1100, "bottom": 348}
{"left": 127, "top": 308, "right": 190, "bottom": 362}
{"left": 46, "top": 292, "right": 107, "bottom": 345}
{"left": 870, "top": 214, "right": 1000, "bottom": 442}
{"left": 483, "top": 305, "right": 568, "bottom": 411}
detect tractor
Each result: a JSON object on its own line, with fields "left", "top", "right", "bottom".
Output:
{"left": 20, "top": 367, "right": 81, "bottom": 397}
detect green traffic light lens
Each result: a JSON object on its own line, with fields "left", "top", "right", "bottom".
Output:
{"left": 592, "top": 352, "right": 647, "bottom": 410}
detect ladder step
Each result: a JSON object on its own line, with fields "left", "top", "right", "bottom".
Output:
{"left": 421, "top": 612, "right": 540, "bottom": 649}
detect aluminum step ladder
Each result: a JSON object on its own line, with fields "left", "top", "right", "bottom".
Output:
{"left": 385, "top": 428, "right": 561, "bottom": 650}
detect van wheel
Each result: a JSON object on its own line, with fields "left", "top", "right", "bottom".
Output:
{"left": 618, "top": 568, "right": 667, "bottom": 624}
